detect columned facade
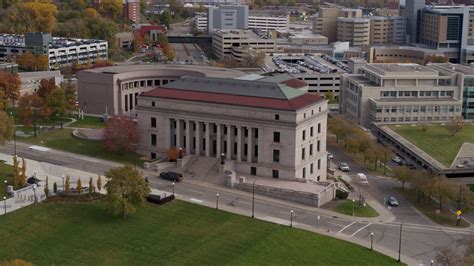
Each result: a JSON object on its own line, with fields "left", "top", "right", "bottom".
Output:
{"left": 166, "top": 118, "right": 260, "bottom": 161}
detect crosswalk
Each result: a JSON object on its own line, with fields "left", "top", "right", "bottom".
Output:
{"left": 331, "top": 219, "right": 372, "bottom": 237}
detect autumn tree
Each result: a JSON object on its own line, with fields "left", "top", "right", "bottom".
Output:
{"left": 97, "top": 174, "right": 102, "bottom": 192}
{"left": 134, "top": 33, "right": 144, "bottom": 53}
{"left": 105, "top": 165, "right": 150, "bottom": 219}
{"left": 76, "top": 178, "right": 82, "bottom": 195}
{"left": 37, "top": 79, "right": 57, "bottom": 99}
{"left": 103, "top": 115, "right": 139, "bottom": 153}
{"left": 65, "top": 175, "right": 70, "bottom": 195}
{"left": 446, "top": 116, "right": 464, "bottom": 136}
{"left": 17, "top": 52, "right": 36, "bottom": 71}
{"left": 433, "top": 176, "right": 456, "bottom": 210}
{"left": 17, "top": 92, "right": 49, "bottom": 137}
{"left": 12, "top": 155, "right": 19, "bottom": 189}
{"left": 4, "top": 0, "right": 58, "bottom": 33}
{"left": 0, "top": 259, "right": 33, "bottom": 266}
{"left": 167, "top": 147, "right": 179, "bottom": 161}
{"left": 328, "top": 117, "right": 351, "bottom": 143}
{"left": 325, "top": 91, "right": 335, "bottom": 104}
{"left": 44, "top": 176, "right": 49, "bottom": 197}
{"left": 99, "top": 0, "right": 122, "bottom": 20}
{"left": 0, "top": 71, "right": 20, "bottom": 107}
{"left": 35, "top": 55, "right": 49, "bottom": 71}
{"left": 46, "top": 87, "right": 68, "bottom": 129}
{"left": 0, "top": 111, "right": 14, "bottom": 145}
{"left": 19, "top": 157, "right": 26, "bottom": 188}
{"left": 392, "top": 166, "right": 413, "bottom": 191}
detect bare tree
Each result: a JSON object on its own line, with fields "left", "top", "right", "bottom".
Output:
{"left": 446, "top": 117, "right": 464, "bottom": 136}
{"left": 435, "top": 247, "right": 462, "bottom": 266}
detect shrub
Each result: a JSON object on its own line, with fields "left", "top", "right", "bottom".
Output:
{"left": 336, "top": 189, "right": 349, "bottom": 200}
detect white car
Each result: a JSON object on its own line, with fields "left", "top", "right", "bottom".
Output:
{"left": 327, "top": 153, "right": 334, "bottom": 160}
{"left": 339, "top": 162, "right": 350, "bottom": 172}
{"left": 392, "top": 156, "right": 403, "bottom": 164}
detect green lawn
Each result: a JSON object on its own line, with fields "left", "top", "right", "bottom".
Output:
{"left": 390, "top": 124, "right": 474, "bottom": 167}
{"left": 0, "top": 161, "right": 13, "bottom": 199}
{"left": 69, "top": 115, "right": 105, "bottom": 128}
{"left": 334, "top": 199, "right": 379, "bottom": 217}
{"left": 394, "top": 188, "right": 469, "bottom": 228}
{"left": 18, "top": 129, "right": 144, "bottom": 165}
{"left": 0, "top": 200, "right": 399, "bottom": 265}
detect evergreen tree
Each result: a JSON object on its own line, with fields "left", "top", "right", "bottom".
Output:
{"left": 19, "top": 157, "right": 26, "bottom": 188}
{"left": 77, "top": 178, "right": 82, "bottom": 195}
{"left": 53, "top": 182, "right": 57, "bottom": 194}
{"left": 89, "top": 177, "right": 94, "bottom": 194}
{"left": 97, "top": 175, "right": 102, "bottom": 192}
{"left": 44, "top": 176, "right": 49, "bottom": 197}
{"left": 12, "top": 156, "right": 19, "bottom": 189}
{"left": 65, "top": 175, "right": 70, "bottom": 196}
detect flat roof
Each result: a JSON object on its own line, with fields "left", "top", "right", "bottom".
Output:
{"left": 428, "top": 63, "right": 474, "bottom": 76}
{"left": 81, "top": 64, "right": 246, "bottom": 79}
{"left": 364, "top": 64, "right": 438, "bottom": 77}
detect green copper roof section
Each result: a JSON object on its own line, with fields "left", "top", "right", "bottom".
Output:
{"left": 279, "top": 84, "right": 306, "bottom": 99}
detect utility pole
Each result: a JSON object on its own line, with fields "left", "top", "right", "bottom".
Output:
{"left": 398, "top": 223, "right": 403, "bottom": 262}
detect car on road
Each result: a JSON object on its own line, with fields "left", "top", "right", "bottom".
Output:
{"left": 387, "top": 196, "right": 399, "bottom": 207}
{"left": 357, "top": 173, "right": 369, "bottom": 185}
{"left": 339, "top": 162, "right": 350, "bottom": 172}
{"left": 392, "top": 156, "right": 403, "bottom": 165}
{"left": 159, "top": 172, "right": 183, "bottom": 182}
{"left": 327, "top": 153, "right": 334, "bottom": 160}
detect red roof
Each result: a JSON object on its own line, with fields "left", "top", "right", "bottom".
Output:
{"left": 282, "top": 78, "right": 307, "bottom": 89}
{"left": 141, "top": 88, "right": 322, "bottom": 111}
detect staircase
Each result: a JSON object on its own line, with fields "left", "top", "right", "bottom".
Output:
{"left": 184, "top": 156, "right": 220, "bottom": 180}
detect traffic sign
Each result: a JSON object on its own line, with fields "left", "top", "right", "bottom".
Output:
{"left": 456, "top": 210, "right": 462, "bottom": 216}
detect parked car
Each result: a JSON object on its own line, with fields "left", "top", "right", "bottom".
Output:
{"left": 387, "top": 196, "right": 399, "bottom": 207}
{"left": 339, "top": 162, "right": 350, "bottom": 172}
{"left": 159, "top": 172, "right": 183, "bottom": 182}
{"left": 327, "top": 153, "right": 334, "bottom": 160}
{"left": 392, "top": 156, "right": 403, "bottom": 165}
{"left": 357, "top": 173, "right": 369, "bottom": 186}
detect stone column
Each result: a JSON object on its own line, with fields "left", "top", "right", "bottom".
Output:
{"left": 195, "top": 121, "right": 201, "bottom": 156}
{"left": 237, "top": 126, "right": 242, "bottom": 162}
{"left": 205, "top": 122, "right": 210, "bottom": 157}
{"left": 164, "top": 118, "right": 171, "bottom": 150}
{"left": 226, "top": 125, "right": 232, "bottom": 160}
{"left": 216, "top": 123, "right": 222, "bottom": 158}
{"left": 176, "top": 119, "right": 182, "bottom": 149}
{"left": 257, "top": 128, "right": 263, "bottom": 163}
{"left": 247, "top": 127, "right": 253, "bottom": 163}
{"left": 185, "top": 120, "right": 191, "bottom": 155}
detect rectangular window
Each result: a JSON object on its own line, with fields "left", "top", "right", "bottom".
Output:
{"left": 150, "top": 152, "right": 156, "bottom": 159}
{"left": 310, "top": 163, "right": 314, "bottom": 174}
{"left": 273, "top": 149, "right": 280, "bottom": 162}
{"left": 302, "top": 130, "right": 306, "bottom": 141}
{"left": 302, "top": 167, "right": 306, "bottom": 179}
{"left": 318, "top": 159, "right": 321, "bottom": 169}
{"left": 310, "top": 127, "right": 314, "bottom": 137}
{"left": 151, "top": 117, "right": 156, "bottom": 128}
{"left": 125, "top": 95, "right": 128, "bottom": 111}
{"left": 151, "top": 134, "right": 157, "bottom": 146}
{"left": 317, "top": 140, "right": 320, "bottom": 152}
{"left": 273, "top": 132, "right": 280, "bottom": 143}
{"left": 302, "top": 148, "right": 305, "bottom": 160}
{"left": 309, "top": 144, "right": 313, "bottom": 156}
{"left": 275, "top": 114, "right": 280, "bottom": 120}
{"left": 317, "top": 123, "right": 321, "bottom": 133}
{"left": 152, "top": 101, "right": 155, "bottom": 107}
{"left": 251, "top": 167, "right": 257, "bottom": 175}
{"left": 272, "top": 170, "right": 279, "bottom": 178}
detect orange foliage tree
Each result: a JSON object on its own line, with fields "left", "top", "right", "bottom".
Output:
{"left": 103, "top": 115, "right": 139, "bottom": 153}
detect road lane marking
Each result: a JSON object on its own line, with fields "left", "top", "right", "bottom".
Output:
{"left": 189, "top": 198, "right": 203, "bottom": 203}
{"left": 338, "top": 221, "right": 356, "bottom": 233}
{"left": 29, "top": 145, "right": 50, "bottom": 152}
{"left": 188, "top": 189, "right": 205, "bottom": 195}
{"left": 351, "top": 223, "right": 372, "bottom": 236}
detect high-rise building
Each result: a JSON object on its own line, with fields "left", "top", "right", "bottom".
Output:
{"left": 337, "top": 17, "right": 371, "bottom": 47}
{"left": 405, "top": 0, "right": 425, "bottom": 43}
{"left": 208, "top": 5, "right": 249, "bottom": 34}
{"left": 313, "top": 7, "right": 362, "bottom": 43}
{"left": 123, "top": 0, "right": 140, "bottom": 23}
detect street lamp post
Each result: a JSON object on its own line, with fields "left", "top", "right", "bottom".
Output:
{"left": 370, "top": 232, "right": 374, "bottom": 251}
{"left": 352, "top": 199, "right": 355, "bottom": 217}
{"left": 62, "top": 175, "right": 65, "bottom": 192}
{"left": 290, "top": 210, "right": 294, "bottom": 227}
{"left": 33, "top": 184, "right": 37, "bottom": 203}
{"left": 4, "top": 180, "right": 7, "bottom": 197}
{"left": 3, "top": 196, "right": 6, "bottom": 214}
{"left": 251, "top": 180, "right": 255, "bottom": 218}
{"left": 10, "top": 112, "right": 16, "bottom": 156}
{"left": 216, "top": 193, "right": 219, "bottom": 210}
{"left": 172, "top": 182, "right": 175, "bottom": 196}
{"left": 398, "top": 223, "right": 403, "bottom": 262}
{"left": 430, "top": 260, "right": 434, "bottom": 266}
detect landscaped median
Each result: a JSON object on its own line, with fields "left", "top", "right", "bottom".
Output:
{"left": 0, "top": 200, "right": 399, "bottom": 265}
{"left": 394, "top": 188, "right": 470, "bottom": 228}
{"left": 333, "top": 199, "right": 380, "bottom": 218}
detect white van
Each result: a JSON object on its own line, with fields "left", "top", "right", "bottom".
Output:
{"left": 357, "top": 173, "right": 369, "bottom": 186}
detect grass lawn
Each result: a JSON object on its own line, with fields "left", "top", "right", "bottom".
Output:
{"left": 69, "top": 115, "right": 105, "bottom": 128}
{"left": 334, "top": 199, "right": 379, "bottom": 217}
{"left": 0, "top": 161, "right": 13, "bottom": 199}
{"left": 18, "top": 129, "right": 144, "bottom": 165}
{"left": 394, "top": 188, "right": 469, "bottom": 228}
{"left": 0, "top": 200, "right": 399, "bottom": 265}
{"left": 389, "top": 124, "right": 474, "bottom": 167}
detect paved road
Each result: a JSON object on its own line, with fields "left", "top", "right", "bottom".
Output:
{"left": 172, "top": 43, "right": 207, "bottom": 65}
{"left": 1, "top": 142, "right": 471, "bottom": 264}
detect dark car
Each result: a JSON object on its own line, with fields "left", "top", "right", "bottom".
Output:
{"left": 159, "top": 172, "right": 183, "bottom": 182}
